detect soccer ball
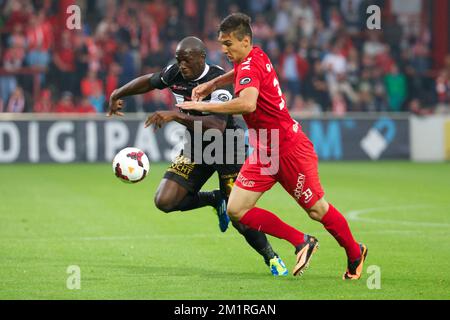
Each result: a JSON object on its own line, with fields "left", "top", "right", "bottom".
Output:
{"left": 112, "top": 147, "right": 150, "bottom": 184}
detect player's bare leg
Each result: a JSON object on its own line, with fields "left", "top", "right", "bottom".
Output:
{"left": 305, "top": 197, "right": 368, "bottom": 280}
{"left": 227, "top": 186, "right": 319, "bottom": 276}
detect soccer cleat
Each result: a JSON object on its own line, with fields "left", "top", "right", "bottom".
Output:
{"left": 343, "top": 243, "right": 368, "bottom": 280}
{"left": 293, "top": 235, "right": 319, "bottom": 276}
{"left": 269, "top": 256, "right": 289, "bottom": 276}
{"left": 213, "top": 191, "right": 230, "bottom": 232}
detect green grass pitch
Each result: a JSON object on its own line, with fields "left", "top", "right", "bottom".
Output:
{"left": 0, "top": 162, "right": 449, "bottom": 300}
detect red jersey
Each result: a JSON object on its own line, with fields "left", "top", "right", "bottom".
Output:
{"left": 234, "top": 46, "right": 301, "bottom": 155}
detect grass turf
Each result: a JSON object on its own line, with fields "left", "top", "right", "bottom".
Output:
{"left": 0, "top": 162, "right": 449, "bottom": 300}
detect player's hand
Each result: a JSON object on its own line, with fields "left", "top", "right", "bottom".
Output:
{"left": 107, "top": 90, "right": 125, "bottom": 117}
{"left": 191, "top": 81, "right": 216, "bottom": 102}
{"left": 176, "top": 101, "right": 207, "bottom": 112}
{"left": 144, "top": 111, "right": 178, "bottom": 129}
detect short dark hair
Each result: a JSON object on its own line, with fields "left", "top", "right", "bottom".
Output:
{"left": 219, "top": 13, "right": 253, "bottom": 41}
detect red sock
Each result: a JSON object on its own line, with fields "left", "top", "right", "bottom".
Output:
{"left": 321, "top": 203, "right": 361, "bottom": 262}
{"left": 240, "top": 207, "right": 305, "bottom": 248}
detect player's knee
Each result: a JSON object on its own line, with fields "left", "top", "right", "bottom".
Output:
{"left": 154, "top": 193, "right": 177, "bottom": 213}
{"left": 306, "top": 199, "right": 329, "bottom": 221}
{"left": 227, "top": 203, "right": 247, "bottom": 221}
{"left": 307, "top": 209, "right": 323, "bottom": 222}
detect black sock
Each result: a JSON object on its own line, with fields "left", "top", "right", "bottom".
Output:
{"left": 232, "top": 221, "right": 276, "bottom": 264}
{"left": 177, "top": 191, "right": 218, "bottom": 211}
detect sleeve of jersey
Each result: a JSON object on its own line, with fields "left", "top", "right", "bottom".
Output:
{"left": 234, "top": 65, "right": 261, "bottom": 96}
{"left": 204, "top": 89, "right": 233, "bottom": 121}
{"left": 149, "top": 64, "right": 174, "bottom": 90}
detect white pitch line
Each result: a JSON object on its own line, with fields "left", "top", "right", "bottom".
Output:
{"left": 346, "top": 205, "right": 450, "bottom": 228}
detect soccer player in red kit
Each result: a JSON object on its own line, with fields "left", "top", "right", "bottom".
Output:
{"left": 178, "top": 13, "right": 368, "bottom": 280}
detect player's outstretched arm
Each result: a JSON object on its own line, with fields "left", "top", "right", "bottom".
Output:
{"left": 107, "top": 74, "right": 155, "bottom": 117}
{"left": 180, "top": 87, "right": 258, "bottom": 115}
{"left": 192, "top": 69, "right": 235, "bottom": 102}
{"left": 144, "top": 111, "right": 226, "bottom": 132}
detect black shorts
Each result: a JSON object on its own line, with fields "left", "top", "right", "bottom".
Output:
{"left": 163, "top": 153, "right": 242, "bottom": 197}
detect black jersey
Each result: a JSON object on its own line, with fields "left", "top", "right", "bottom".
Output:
{"left": 150, "top": 64, "right": 245, "bottom": 164}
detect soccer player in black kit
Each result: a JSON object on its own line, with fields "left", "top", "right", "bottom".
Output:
{"left": 107, "top": 36, "right": 288, "bottom": 276}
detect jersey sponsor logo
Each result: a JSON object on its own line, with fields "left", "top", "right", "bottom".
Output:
{"left": 237, "top": 173, "right": 255, "bottom": 188}
{"left": 302, "top": 188, "right": 313, "bottom": 204}
{"left": 294, "top": 173, "right": 306, "bottom": 200}
{"left": 218, "top": 93, "right": 230, "bottom": 102}
{"left": 240, "top": 77, "right": 252, "bottom": 85}
{"left": 171, "top": 85, "right": 188, "bottom": 91}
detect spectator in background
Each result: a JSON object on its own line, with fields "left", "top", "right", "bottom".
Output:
{"left": 205, "top": 36, "right": 226, "bottom": 68}
{"left": 0, "top": 0, "right": 441, "bottom": 114}
{"left": 138, "top": 13, "right": 160, "bottom": 59}
{"left": 303, "top": 98, "right": 322, "bottom": 116}
{"left": 371, "top": 68, "right": 388, "bottom": 112}
{"left": 252, "top": 13, "right": 273, "bottom": 47}
{"left": 435, "top": 70, "right": 450, "bottom": 114}
{"left": 73, "top": 32, "right": 90, "bottom": 97}
{"left": 409, "top": 98, "right": 434, "bottom": 116}
{"left": 3, "top": 0, "right": 33, "bottom": 29}
{"left": 33, "top": 88, "right": 53, "bottom": 113}
{"left": 116, "top": 41, "right": 136, "bottom": 86}
{"left": 55, "top": 92, "right": 76, "bottom": 113}
{"left": 76, "top": 97, "right": 96, "bottom": 113}
{"left": 25, "top": 10, "right": 53, "bottom": 84}
{"left": 143, "top": 43, "right": 170, "bottom": 74}
{"left": 52, "top": 30, "right": 76, "bottom": 93}
{"left": 8, "top": 24, "right": 26, "bottom": 51}
{"left": 383, "top": 15, "right": 403, "bottom": 58}
{"left": 273, "top": 0, "right": 292, "bottom": 47}
{"left": 322, "top": 42, "right": 358, "bottom": 110}
{"left": 0, "top": 38, "right": 25, "bottom": 103}
{"left": 358, "top": 68, "right": 376, "bottom": 112}
{"left": 340, "top": 0, "right": 362, "bottom": 33}
{"left": 385, "top": 64, "right": 408, "bottom": 112}
{"left": 328, "top": 6, "right": 344, "bottom": 31}
{"left": 291, "top": 0, "right": 316, "bottom": 40}
{"left": 163, "top": 5, "right": 185, "bottom": 42}
{"left": 105, "top": 62, "right": 122, "bottom": 103}
{"left": 6, "top": 87, "right": 25, "bottom": 113}
{"left": 248, "top": 0, "right": 272, "bottom": 17}
{"left": 346, "top": 47, "right": 360, "bottom": 88}
{"left": 363, "top": 32, "right": 386, "bottom": 58}
{"left": 306, "top": 60, "right": 331, "bottom": 111}
{"left": 279, "top": 42, "right": 309, "bottom": 108}
{"left": 81, "top": 70, "right": 103, "bottom": 98}
{"left": 88, "top": 86, "right": 106, "bottom": 113}
{"left": 143, "top": 90, "right": 170, "bottom": 113}
{"left": 331, "top": 92, "right": 347, "bottom": 116}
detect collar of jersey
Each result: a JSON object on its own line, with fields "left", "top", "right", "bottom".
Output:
{"left": 192, "top": 64, "right": 210, "bottom": 82}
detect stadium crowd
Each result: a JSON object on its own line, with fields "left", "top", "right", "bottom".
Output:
{"left": 0, "top": 0, "right": 449, "bottom": 115}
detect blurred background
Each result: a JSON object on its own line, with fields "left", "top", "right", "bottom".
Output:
{"left": 0, "top": 0, "right": 449, "bottom": 115}
{"left": 0, "top": 0, "right": 449, "bottom": 164}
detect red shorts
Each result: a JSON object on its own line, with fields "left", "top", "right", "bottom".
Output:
{"left": 235, "top": 133, "right": 325, "bottom": 209}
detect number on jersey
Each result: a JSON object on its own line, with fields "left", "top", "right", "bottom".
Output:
{"left": 273, "top": 78, "right": 286, "bottom": 110}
